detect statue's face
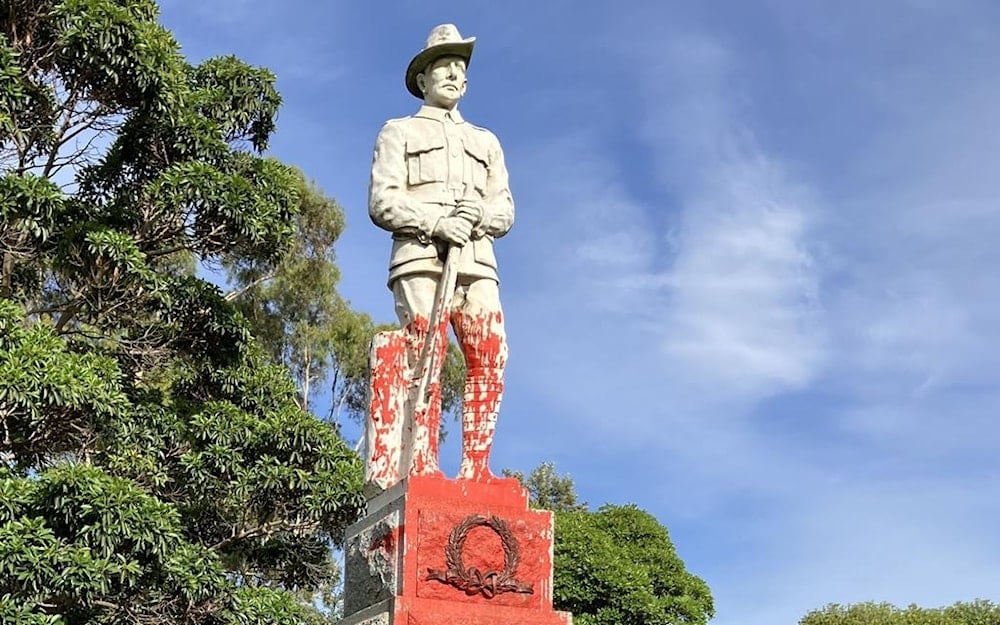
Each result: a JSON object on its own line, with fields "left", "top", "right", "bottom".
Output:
{"left": 417, "top": 55, "right": 467, "bottom": 109}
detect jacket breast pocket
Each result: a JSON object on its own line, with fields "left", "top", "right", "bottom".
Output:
{"left": 463, "top": 139, "right": 490, "bottom": 194}
{"left": 406, "top": 136, "right": 446, "bottom": 186}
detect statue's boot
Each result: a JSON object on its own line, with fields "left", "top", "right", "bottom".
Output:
{"left": 458, "top": 371, "right": 503, "bottom": 480}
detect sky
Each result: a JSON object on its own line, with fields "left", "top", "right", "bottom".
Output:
{"left": 157, "top": 2, "right": 1000, "bottom": 623}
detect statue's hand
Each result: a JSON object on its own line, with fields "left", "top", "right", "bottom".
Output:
{"left": 454, "top": 199, "right": 484, "bottom": 226}
{"left": 433, "top": 215, "right": 473, "bottom": 246}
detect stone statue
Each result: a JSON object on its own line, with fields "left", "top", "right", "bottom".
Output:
{"left": 366, "top": 24, "right": 514, "bottom": 488}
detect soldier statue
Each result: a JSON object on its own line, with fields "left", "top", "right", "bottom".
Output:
{"left": 367, "top": 24, "right": 514, "bottom": 484}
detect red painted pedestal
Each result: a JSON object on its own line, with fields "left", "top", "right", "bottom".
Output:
{"left": 342, "top": 475, "right": 572, "bottom": 625}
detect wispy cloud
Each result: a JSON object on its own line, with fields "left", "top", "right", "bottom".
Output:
{"left": 657, "top": 158, "right": 822, "bottom": 395}
{"left": 498, "top": 26, "right": 827, "bottom": 506}
{"left": 565, "top": 28, "right": 827, "bottom": 406}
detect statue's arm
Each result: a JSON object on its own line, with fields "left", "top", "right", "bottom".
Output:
{"left": 480, "top": 134, "right": 515, "bottom": 238}
{"left": 369, "top": 122, "right": 438, "bottom": 241}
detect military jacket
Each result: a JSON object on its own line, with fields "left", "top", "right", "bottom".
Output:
{"left": 369, "top": 105, "right": 515, "bottom": 284}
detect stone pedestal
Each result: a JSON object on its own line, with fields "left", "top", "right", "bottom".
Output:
{"left": 342, "top": 475, "right": 572, "bottom": 625}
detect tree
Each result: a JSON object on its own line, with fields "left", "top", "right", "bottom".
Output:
{"left": 554, "top": 505, "right": 714, "bottom": 625}
{"left": 222, "top": 172, "right": 346, "bottom": 414}
{"left": 800, "top": 601, "right": 1000, "bottom": 625}
{"left": 1, "top": 1, "right": 364, "bottom": 623}
{"left": 503, "top": 461, "right": 587, "bottom": 512}
{"left": 508, "top": 464, "right": 714, "bottom": 625}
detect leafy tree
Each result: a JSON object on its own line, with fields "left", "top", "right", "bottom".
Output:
{"left": 508, "top": 464, "right": 714, "bottom": 625}
{"left": 800, "top": 600, "right": 1000, "bottom": 625}
{"left": 1, "top": 1, "right": 364, "bottom": 623}
{"left": 222, "top": 173, "right": 346, "bottom": 414}
{"left": 503, "top": 461, "right": 588, "bottom": 512}
{"left": 554, "top": 505, "right": 714, "bottom": 625}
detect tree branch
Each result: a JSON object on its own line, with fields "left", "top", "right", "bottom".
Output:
{"left": 41, "top": 83, "right": 83, "bottom": 178}
{"left": 54, "top": 301, "right": 81, "bottom": 333}
{"left": 210, "top": 517, "right": 321, "bottom": 552}
{"left": 223, "top": 271, "right": 277, "bottom": 302}
{"left": 301, "top": 343, "right": 311, "bottom": 411}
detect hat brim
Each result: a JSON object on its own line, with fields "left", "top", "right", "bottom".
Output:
{"left": 405, "top": 38, "right": 475, "bottom": 99}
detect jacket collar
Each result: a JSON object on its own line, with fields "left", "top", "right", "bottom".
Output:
{"left": 414, "top": 105, "right": 464, "bottom": 124}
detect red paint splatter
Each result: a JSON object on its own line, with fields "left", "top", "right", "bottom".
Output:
{"left": 405, "top": 315, "right": 448, "bottom": 477}
{"left": 368, "top": 330, "right": 408, "bottom": 487}
{"left": 452, "top": 312, "right": 507, "bottom": 480}
{"left": 368, "top": 310, "right": 509, "bottom": 484}
{"left": 369, "top": 524, "right": 400, "bottom": 556}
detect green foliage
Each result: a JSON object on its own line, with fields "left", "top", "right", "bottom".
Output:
{"left": 225, "top": 586, "right": 317, "bottom": 625}
{"left": 54, "top": 0, "right": 186, "bottom": 111}
{"left": 0, "top": 464, "right": 229, "bottom": 623}
{"left": 0, "top": 37, "right": 25, "bottom": 140}
{"left": 0, "top": 595, "right": 64, "bottom": 625}
{"left": 0, "top": 173, "right": 66, "bottom": 298}
{"left": 507, "top": 464, "right": 713, "bottom": 625}
{"left": 504, "top": 461, "right": 588, "bottom": 512}
{"left": 1, "top": 2, "right": 364, "bottom": 623}
{"left": 224, "top": 172, "right": 348, "bottom": 413}
{"left": 554, "top": 504, "right": 715, "bottom": 625}
{"left": 189, "top": 55, "right": 281, "bottom": 152}
{"left": 99, "top": 397, "right": 364, "bottom": 588}
{"left": 0, "top": 300, "right": 130, "bottom": 471}
{"left": 800, "top": 601, "right": 1000, "bottom": 625}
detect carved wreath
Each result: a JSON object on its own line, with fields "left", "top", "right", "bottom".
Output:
{"left": 425, "top": 514, "right": 534, "bottom": 598}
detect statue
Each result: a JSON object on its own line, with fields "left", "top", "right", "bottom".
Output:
{"left": 366, "top": 24, "right": 514, "bottom": 489}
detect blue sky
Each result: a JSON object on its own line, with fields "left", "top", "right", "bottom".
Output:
{"left": 158, "top": 1, "right": 1000, "bottom": 623}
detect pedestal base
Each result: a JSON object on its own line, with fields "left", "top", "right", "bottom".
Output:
{"left": 341, "top": 596, "right": 572, "bottom": 625}
{"left": 342, "top": 475, "right": 572, "bottom": 625}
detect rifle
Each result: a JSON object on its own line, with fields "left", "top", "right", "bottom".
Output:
{"left": 408, "top": 241, "right": 460, "bottom": 472}
{"left": 414, "top": 243, "right": 459, "bottom": 398}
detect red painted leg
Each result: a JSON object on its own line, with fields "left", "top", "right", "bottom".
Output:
{"left": 367, "top": 330, "right": 409, "bottom": 489}
{"left": 459, "top": 373, "right": 503, "bottom": 480}
{"left": 453, "top": 310, "right": 507, "bottom": 481}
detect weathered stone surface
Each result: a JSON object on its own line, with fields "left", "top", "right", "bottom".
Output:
{"left": 344, "top": 500, "right": 404, "bottom": 615}
{"left": 339, "top": 600, "right": 391, "bottom": 625}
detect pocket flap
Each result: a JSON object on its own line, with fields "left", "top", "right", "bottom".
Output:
{"left": 462, "top": 137, "right": 490, "bottom": 166}
{"left": 406, "top": 133, "right": 445, "bottom": 155}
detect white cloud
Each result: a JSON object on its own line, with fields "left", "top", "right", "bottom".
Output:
{"left": 613, "top": 30, "right": 826, "bottom": 401}
{"left": 660, "top": 159, "right": 822, "bottom": 395}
